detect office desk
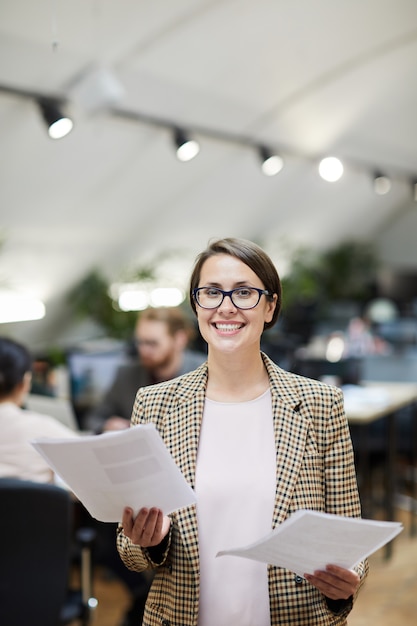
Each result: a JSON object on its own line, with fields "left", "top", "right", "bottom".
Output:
{"left": 344, "top": 382, "right": 417, "bottom": 424}
{"left": 344, "top": 381, "right": 417, "bottom": 557}
{"left": 344, "top": 382, "right": 417, "bottom": 557}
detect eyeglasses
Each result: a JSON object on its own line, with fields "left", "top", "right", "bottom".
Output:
{"left": 193, "top": 286, "right": 271, "bottom": 310}
{"left": 134, "top": 339, "right": 160, "bottom": 349}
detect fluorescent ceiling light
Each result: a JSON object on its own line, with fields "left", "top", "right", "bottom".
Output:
{"left": 150, "top": 288, "right": 184, "bottom": 307}
{"left": 0, "top": 292, "right": 46, "bottom": 323}
{"left": 118, "top": 289, "right": 149, "bottom": 311}
{"left": 118, "top": 286, "right": 184, "bottom": 310}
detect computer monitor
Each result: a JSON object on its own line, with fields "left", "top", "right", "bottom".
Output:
{"left": 66, "top": 349, "right": 128, "bottom": 425}
{"left": 25, "top": 394, "right": 79, "bottom": 432}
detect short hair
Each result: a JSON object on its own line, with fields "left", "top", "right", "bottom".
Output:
{"left": 137, "top": 306, "right": 196, "bottom": 342}
{"left": 189, "top": 237, "right": 281, "bottom": 330}
{"left": 0, "top": 337, "right": 32, "bottom": 399}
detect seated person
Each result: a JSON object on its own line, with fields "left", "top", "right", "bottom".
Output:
{"left": 344, "top": 315, "right": 390, "bottom": 358}
{"left": 85, "top": 306, "right": 206, "bottom": 433}
{"left": 0, "top": 336, "right": 77, "bottom": 484}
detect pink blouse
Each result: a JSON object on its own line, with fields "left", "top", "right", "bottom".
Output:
{"left": 195, "top": 389, "right": 276, "bottom": 626}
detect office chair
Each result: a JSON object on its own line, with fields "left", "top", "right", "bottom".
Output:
{"left": 0, "top": 477, "right": 97, "bottom": 626}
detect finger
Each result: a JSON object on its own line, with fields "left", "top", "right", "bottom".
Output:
{"left": 123, "top": 507, "right": 168, "bottom": 546}
{"left": 326, "top": 564, "right": 359, "bottom": 585}
{"left": 303, "top": 574, "right": 342, "bottom": 599}
{"left": 121, "top": 507, "right": 134, "bottom": 536}
{"left": 150, "top": 511, "right": 172, "bottom": 545}
{"left": 304, "top": 569, "right": 356, "bottom": 600}
{"left": 128, "top": 507, "right": 151, "bottom": 544}
{"left": 323, "top": 565, "right": 359, "bottom": 595}
{"left": 162, "top": 515, "right": 171, "bottom": 537}
{"left": 152, "top": 509, "right": 163, "bottom": 541}
{"left": 134, "top": 507, "right": 150, "bottom": 529}
{"left": 141, "top": 508, "right": 162, "bottom": 545}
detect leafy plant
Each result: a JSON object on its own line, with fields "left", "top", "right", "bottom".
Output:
{"left": 319, "top": 241, "right": 378, "bottom": 302}
{"left": 280, "top": 248, "right": 323, "bottom": 308}
{"left": 68, "top": 270, "right": 139, "bottom": 339}
{"left": 280, "top": 240, "right": 378, "bottom": 315}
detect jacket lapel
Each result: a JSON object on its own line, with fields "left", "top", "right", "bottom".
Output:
{"left": 162, "top": 363, "right": 208, "bottom": 488}
{"left": 162, "top": 364, "right": 208, "bottom": 570}
{"left": 262, "top": 354, "right": 310, "bottom": 527}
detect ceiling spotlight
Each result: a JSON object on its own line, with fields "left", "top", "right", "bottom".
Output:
{"left": 173, "top": 127, "right": 200, "bottom": 162}
{"left": 38, "top": 98, "right": 74, "bottom": 139}
{"left": 259, "top": 146, "right": 284, "bottom": 176}
{"left": 373, "top": 171, "right": 391, "bottom": 195}
{"left": 318, "top": 156, "right": 344, "bottom": 182}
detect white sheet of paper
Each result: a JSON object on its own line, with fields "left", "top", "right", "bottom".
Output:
{"left": 217, "top": 509, "right": 403, "bottom": 577}
{"left": 32, "top": 424, "right": 196, "bottom": 522}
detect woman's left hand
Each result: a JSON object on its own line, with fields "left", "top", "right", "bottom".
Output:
{"left": 304, "top": 564, "right": 360, "bottom": 600}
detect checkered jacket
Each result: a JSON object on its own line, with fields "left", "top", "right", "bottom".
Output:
{"left": 117, "top": 353, "right": 368, "bottom": 625}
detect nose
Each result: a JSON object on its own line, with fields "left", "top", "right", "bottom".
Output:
{"left": 217, "top": 292, "right": 237, "bottom": 312}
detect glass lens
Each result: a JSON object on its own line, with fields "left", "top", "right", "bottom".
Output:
{"left": 232, "top": 288, "right": 259, "bottom": 308}
{"left": 196, "top": 288, "right": 223, "bottom": 308}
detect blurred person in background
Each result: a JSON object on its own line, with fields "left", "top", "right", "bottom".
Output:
{"left": 85, "top": 306, "right": 206, "bottom": 434}
{"left": 0, "top": 336, "right": 76, "bottom": 484}
{"left": 344, "top": 315, "right": 391, "bottom": 358}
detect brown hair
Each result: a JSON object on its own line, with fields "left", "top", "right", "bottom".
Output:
{"left": 137, "top": 306, "right": 196, "bottom": 341}
{"left": 189, "top": 237, "right": 281, "bottom": 330}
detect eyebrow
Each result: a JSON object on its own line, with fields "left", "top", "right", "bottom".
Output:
{"left": 201, "top": 281, "right": 258, "bottom": 288}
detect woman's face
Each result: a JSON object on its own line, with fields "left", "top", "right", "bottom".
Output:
{"left": 195, "top": 253, "right": 277, "bottom": 355}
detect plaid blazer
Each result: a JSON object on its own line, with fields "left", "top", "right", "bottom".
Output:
{"left": 117, "top": 353, "right": 369, "bottom": 626}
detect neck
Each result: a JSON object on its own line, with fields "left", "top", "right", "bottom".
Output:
{"left": 0, "top": 386, "right": 25, "bottom": 407}
{"left": 206, "top": 349, "right": 269, "bottom": 402}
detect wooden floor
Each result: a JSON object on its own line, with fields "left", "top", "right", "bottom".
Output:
{"left": 82, "top": 507, "right": 417, "bottom": 626}
{"left": 349, "top": 508, "right": 417, "bottom": 626}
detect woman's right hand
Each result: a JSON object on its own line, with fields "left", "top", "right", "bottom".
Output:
{"left": 122, "top": 506, "right": 171, "bottom": 547}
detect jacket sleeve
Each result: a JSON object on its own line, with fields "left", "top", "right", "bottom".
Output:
{"left": 116, "top": 522, "right": 173, "bottom": 572}
{"left": 323, "top": 386, "right": 369, "bottom": 613}
{"left": 116, "top": 385, "right": 174, "bottom": 572}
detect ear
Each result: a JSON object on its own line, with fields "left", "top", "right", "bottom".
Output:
{"left": 22, "top": 371, "right": 32, "bottom": 394}
{"left": 14, "top": 372, "right": 32, "bottom": 407}
{"left": 264, "top": 294, "right": 278, "bottom": 324}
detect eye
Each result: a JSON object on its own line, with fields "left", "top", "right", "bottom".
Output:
{"left": 203, "top": 287, "right": 222, "bottom": 298}
{"left": 234, "top": 288, "right": 253, "bottom": 298}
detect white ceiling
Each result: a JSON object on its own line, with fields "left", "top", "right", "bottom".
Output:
{"left": 1, "top": 0, "right": 417, "bottom": 347}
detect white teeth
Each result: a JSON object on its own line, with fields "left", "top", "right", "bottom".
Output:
{"left": 215, "top": 323, "right": 241, "bottom": 331}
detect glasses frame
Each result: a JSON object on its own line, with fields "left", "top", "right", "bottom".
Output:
{"left": 193, "top": 286, "right": 271, "bottom": 310}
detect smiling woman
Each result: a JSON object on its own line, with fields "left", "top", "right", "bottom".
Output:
{"left": 116, "top": 237, "right": 369, "bottom": 626}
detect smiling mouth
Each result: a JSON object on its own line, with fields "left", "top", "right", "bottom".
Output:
{"left": 214, "top": 323, "right": 243, "bottom": 331}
